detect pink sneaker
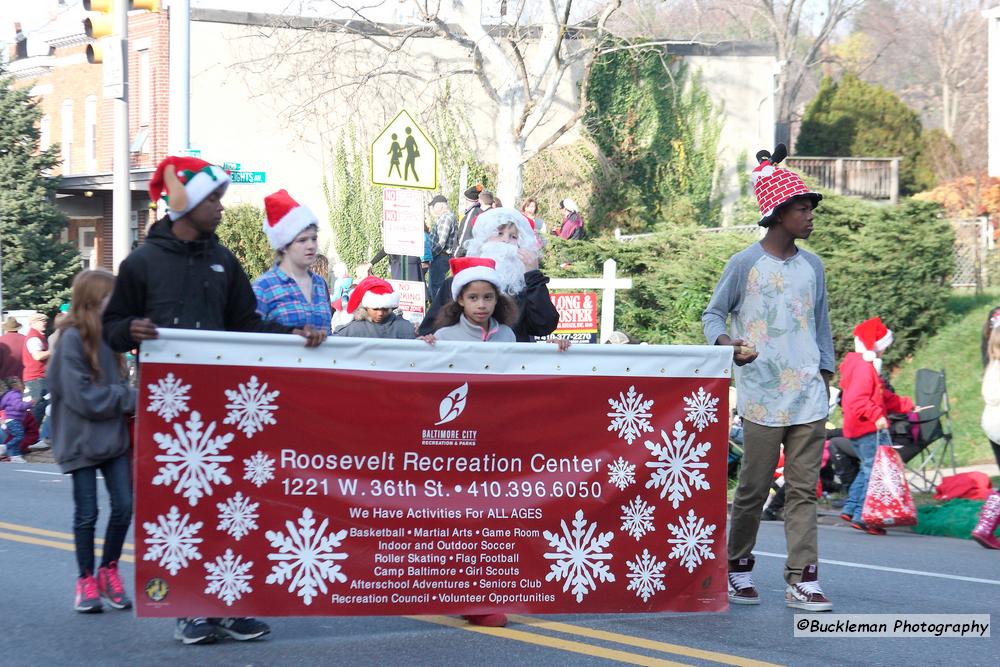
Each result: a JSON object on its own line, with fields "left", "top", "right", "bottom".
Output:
{"left": 97, "top": 562, "right": 132, "bottom": 610}
{"left": 75, "top": 573, "right": 103, "bottom": 613}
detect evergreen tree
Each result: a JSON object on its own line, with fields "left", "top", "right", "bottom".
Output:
{"left": 216, "top": 203, "right": 272, "bottom": 281}
{"left": 585, "top": 51, "right": 722, "bottom": 233}
{"left": 796, "top": 74, "right": 934, "bottom": 195}
{"left": 327, "top": 128, "right": 383, "bottom": 276}
{"left": 0, "top": 77, "right": 79, "bottom": 313}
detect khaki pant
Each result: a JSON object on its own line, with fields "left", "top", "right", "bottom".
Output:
{"left": 729, "top": 418, "right": 825, "bottom": 584}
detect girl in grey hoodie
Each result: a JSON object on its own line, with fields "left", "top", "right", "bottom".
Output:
{"left": 49, "top": 269, "right": 136, "bottom": 614}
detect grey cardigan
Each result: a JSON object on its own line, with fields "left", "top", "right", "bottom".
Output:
{"left": 48, "top": 326, "right": 136, "bottom": 473}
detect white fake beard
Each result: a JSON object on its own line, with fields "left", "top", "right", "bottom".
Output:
{"left": 872, "top": 357, "right": 883, "bottom": 375}
{"left": 476, "top": 241, "right": 526, "bottom": 296}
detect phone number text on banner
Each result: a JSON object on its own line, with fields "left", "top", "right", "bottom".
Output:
{"left": 134, "top": 331, "right": 732, "bottom": 617}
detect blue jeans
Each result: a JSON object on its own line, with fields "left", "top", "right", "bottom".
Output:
{"left": 24, "top": 378, "right": 48, "bottom": 424}
{"left": 71, "top": 453, "right": 133, "bottom": 577}
{"left": 3, "top": 419, "right": 25, "bottom": 457}
{"left": 428, "top": 253, "right": 451, "bottom": 302}
{"left": 842, "top": 430, "right": 889, "bottom": 522}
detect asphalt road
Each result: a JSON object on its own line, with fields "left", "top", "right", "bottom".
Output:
{"left": 1, "top": 462, "right": 996, "bottom": 667}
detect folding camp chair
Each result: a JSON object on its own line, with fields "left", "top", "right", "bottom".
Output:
{"left": 891, "top": 368, "right": 956, "bottom": 493}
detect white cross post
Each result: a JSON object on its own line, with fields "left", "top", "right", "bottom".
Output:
{"left": 547, "top": 258, "right": 633, "bottom": 343}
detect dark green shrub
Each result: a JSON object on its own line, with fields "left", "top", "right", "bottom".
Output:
{"left": 544, "top": 195, "right": 953, "bottom": 370}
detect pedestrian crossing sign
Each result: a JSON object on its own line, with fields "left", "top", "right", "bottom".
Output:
{"left": 370, "top": 109, "right": 438, "bottom": 190}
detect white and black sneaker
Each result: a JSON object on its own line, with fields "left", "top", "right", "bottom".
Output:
{"left": 174, "top": 617, "right": 217, "bottom": 645}
{"left": 727, "top": 557, "right": 760, "bottom": 605}
{"left": 212, "top": 617, "right": 271, "bottom": 641}
{"left": 785, "top": 563, "right": 832, "bottom": 612}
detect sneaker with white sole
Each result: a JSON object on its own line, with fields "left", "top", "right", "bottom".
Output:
{"left": 174, "top": 617, "right": 217, "bottom": 645}
{"left": 728, "top": 557, "right": 760, "bottom": 605}
{"left": 212, "top": 617, "right": 271, "bottom": 641}
{"left": 74, "top": 573, "right": 103, "bottom": 613}
{"left": 785, "top": 563, "right": 832, "bottom": 612}
{"left": 97, "top": 561, "right": 132, "bottom": 610}
{"left": 8, "top": 455, "right": 25, "bottom": 463}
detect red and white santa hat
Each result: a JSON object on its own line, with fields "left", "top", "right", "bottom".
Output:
{"left": 149, "top": 156, "right": 230, "bottom": 220}
{"left": 751, "top": 144, "right": 822, "bottom": 226}
{"left": 263, "top": 189, "right": 318, "bottom": 250}
{"left": 450, "top": 257, "right": 500, "bottom": 299}
{"left": 854, "top": 316, "right": 893, "bottom": 362}
{"left": 347, "top": 276, "right": 399, "bottom": 314}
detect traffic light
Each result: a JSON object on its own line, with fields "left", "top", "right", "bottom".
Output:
{"left": 83, "top": 1, "right": 160, "bottom": 64}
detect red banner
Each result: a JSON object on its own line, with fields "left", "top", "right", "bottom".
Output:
{"left": 134, "top": 331, "right": 732, "bottom": 617}
{"left": 550, "top": 292, "right": 598, "bottom": 333}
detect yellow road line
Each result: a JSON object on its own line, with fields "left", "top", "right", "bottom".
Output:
{"left": 507, "top": 615, "right": 781, "bottom": 667}
{"left": 0, "top": 522, "right": 772, "bottom": 667}
{"left": 0, "top": 530, "right": 134, "bottom": 563}
{"left": 0, "top": 521, "right": 134, "bottom": 551}
{"left": 409, "top": 615, "right": 693, "bottom": 667}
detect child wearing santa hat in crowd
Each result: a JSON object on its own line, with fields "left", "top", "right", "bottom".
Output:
{"left": 253, "top": 189, "right": 332, "bottom": 335}
{"left": 838, "top": 316, "right": 914, "bottom": 535}
{"left": 421, "top": 257, "right": 519, "bottom": 343}
{"left": 333, "top": 276, "right": 416, "bottom": 339}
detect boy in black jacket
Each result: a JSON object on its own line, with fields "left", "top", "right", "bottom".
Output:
{"left": 102, "top": 156, "right": 323, "bottom": 645}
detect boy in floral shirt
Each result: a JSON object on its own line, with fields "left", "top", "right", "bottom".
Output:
{"left": 702, "top": 145, "right": 834, "bottom": 612}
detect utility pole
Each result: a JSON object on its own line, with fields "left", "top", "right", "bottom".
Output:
{"left": 168, "top": 0, "right": 191, "bottom": 154}
{"left": 112, "top": 0, "right": 130, "bottom": 271}
{"left": 84, "top": 1, "right": 161, "bottom": 270}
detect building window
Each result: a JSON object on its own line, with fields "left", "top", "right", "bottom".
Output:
{"left": 39, "top": 115, "right": 51, "bottom": 150}
{"left": 60, "top": 98, "right": 73, "bottom": 174}
{"left": 138, "top": 49, "right": 151, "bottom": 153}
{"left": 84, "top": 95, "right": 97, "bottom": 172}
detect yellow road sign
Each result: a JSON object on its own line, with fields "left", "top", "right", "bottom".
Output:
{"left": 371, "top": 109, "right": 438, "bottom": 190}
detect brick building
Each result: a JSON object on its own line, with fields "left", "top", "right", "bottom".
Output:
{"left": 5, "top": 6, "right": 168, "bottom": 270}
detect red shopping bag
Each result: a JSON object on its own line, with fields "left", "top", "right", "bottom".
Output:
{"left": 862, "top": 445, "right": 917, "bottom": 528}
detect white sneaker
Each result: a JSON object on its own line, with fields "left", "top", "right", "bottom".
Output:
{"left": 785, "top": 563, "right": 832, "bottom": 612}
{"left": 8, "top": 455, "right": 26, "bottom": 463}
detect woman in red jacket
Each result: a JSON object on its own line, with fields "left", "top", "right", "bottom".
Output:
{"left": 838, "top": 317, "right": 913, "bottom": 534}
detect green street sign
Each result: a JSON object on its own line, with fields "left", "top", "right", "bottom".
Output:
{"left": 229, "top": 170, "right": 266, "bottom": 184}
{"left": 222, "top": 161, "right": 241, "bottom": 171}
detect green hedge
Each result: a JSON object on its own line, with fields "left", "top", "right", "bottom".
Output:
{"left": 544, "top": 195, "right": 954, "bottom": 366}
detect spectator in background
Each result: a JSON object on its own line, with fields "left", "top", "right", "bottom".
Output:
{"left": 22, "top": 312, "right": 51, "bottom": 427}
{"left": 419, "top": 207, "right": 558, "bottom": 342}
{"left": 333, "top": 277, "right": 416, "bottom": 339}
{"left": 555, "top": 198, "right": 584, "bottom": 239}
{"left": 452, "top": 184, "right": 485, "bottom": 258}
{"left": 311, "top": 253, "right": 331, "bottom": 287}
{"left": 427, "top": 194, "right": 457, "bottom": 300}
{"left": 0, "top": 317, "right": 26, "bottom": 379}
{"left": 982, "top": 304, "right": 1000, "bottom": 366}
{"left": 521, "top": 198, "right": 546, "bottom": 236}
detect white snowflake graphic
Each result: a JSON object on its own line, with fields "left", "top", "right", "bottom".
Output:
{"left": 265, "top": 507, "right": 349, "bottom": 605}
{"left": 204, "top": 548, "right": 254, "bottom": 606}
{"left": 607, "top": 457, "right": 637, "bottom": 490}
{"left": 224, "top": 375, "right": 280, "bottom": 438}
{"left": 217, "top": 491, "right": 260, "bottom": 541}
{"left": 644, "top": 421, "right": 711, "bottom": 509}
{"left": 667, "top": 509, "right": 717, "bottom": 573}
{"left": 626, "top": 549, "right": 667, "bottom": 602}
{"left": 868, "top": 454, "right": 907, "bottom": 506}
{"left": 607, "top": 385, "right": 654, "bottom": 445}
{"left": 152, "top": 411, "right": 234, "bottom": 506}
{"left": 543, "top": 509, "right": 615, "bottom": 603}
{"left": 683, "top": 386, "right": 720, "bottom": 432}
{"left": 142, "top": 505, "right": 203, "bottom": 575}
{"left": 620, "top": 494, "right": 656, "bottom": 540}
{"left": 146, "top": 372, "right": 191, "bottom": 422}
{"left": 243, "top": 451, "right": 276, "bottom": 488}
